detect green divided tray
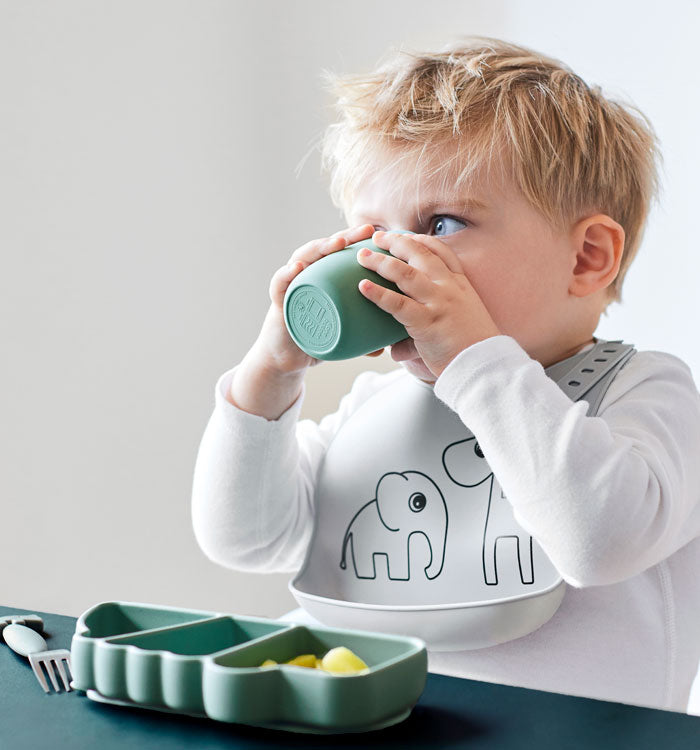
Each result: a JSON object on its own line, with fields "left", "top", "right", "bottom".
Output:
{"left": 70, "top": 601, "right": 428, "bottom": 733}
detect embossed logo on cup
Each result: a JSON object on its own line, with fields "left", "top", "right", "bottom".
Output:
{"left": 287, "top": 287, "right": 339, "bottom": 351}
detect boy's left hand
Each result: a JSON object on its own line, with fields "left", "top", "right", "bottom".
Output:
{"left": 357, "top": 231, "right": 502, "bottom": 379}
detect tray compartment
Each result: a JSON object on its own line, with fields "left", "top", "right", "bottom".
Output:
{"left": 71, "top": 600, "right": 216, "bottom": 691}
{"left": 76, "top": 600, "right": 214, "bottom": 639}
{"left": 104, "top": 615, "right": 286, "bottom": 655}
{"left": 91, "top": 615, "right": 289, "bottom": 710}
{"left": 202, "top": 624, "right": 427, "bottom": 729}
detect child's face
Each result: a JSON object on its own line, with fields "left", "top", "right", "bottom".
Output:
{"left": 346, "top": 151, "right": 596, "bottom": 382}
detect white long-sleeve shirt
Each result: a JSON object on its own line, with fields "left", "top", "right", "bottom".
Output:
{"left": 191, "top": 335, "right": 700, "bottom": 712}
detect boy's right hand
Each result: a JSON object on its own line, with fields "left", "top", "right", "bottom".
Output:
{"left": 251, "top": 224, "right": 382, "bottom": 375}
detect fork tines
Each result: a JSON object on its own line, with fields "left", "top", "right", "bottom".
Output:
{"left": 28, "top": 649, "right": 73, "bottom": 693}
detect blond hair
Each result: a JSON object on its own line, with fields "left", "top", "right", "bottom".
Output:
{"left": 317, "top": 37, "right": 662, "bottom": 307}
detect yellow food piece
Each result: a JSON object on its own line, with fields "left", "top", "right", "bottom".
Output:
{"left": 259, "top": 646, "right": 369, "bottom": 674}
{"left": 320, "top": 646, "right": 370, "bottom": 674}
{"left": 285, "top": 653, "right": 317, "bottom": 669}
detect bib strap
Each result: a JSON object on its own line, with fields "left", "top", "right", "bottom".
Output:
{"left": 555, "top": 339, "right": 636, "bottom": 413}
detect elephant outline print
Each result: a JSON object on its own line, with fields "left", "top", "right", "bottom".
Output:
{"left": 442, "top": 437, "right": 535, "bottom": 586}
{"left": 339, "top": 471, "right": 448, "bottom": 581}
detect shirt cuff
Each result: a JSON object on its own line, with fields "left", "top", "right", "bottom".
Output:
{"left": 213, "top": 365, "right": 306, "bottom": 439}
{"left": 434, "top": 335, "right": 533, "bottom": 410}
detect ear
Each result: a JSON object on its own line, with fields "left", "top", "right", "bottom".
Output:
{"left": 568, "top": 214, "right": 625, "bottom": 298}
{"left": 376, "top": 473, "right": 409, "bottom": 531}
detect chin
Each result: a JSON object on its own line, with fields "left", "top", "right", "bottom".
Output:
{"left": 401, "top": 357, "right": 436, "bottom": 385}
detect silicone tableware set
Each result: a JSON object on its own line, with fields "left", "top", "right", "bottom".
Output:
{"left": 67, "top": 238, "right": 426, "bottom": 733}
{"left": 69, "top": 600, "right": 428, "bottom": 733}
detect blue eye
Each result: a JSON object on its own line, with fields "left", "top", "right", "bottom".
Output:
{"left": 431, "top": 216, "right": 467, "bottom": 236}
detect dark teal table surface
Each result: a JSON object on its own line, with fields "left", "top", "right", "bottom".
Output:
{"left": 1, "top": 604, "right": 698, "bottom": 749}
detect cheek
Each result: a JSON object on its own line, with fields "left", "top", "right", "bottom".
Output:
{"left": 458, "top": 245, "right": 554, "bottom": 331}
{"left": 458, "top": 250, "right": 517, "bottom": 315}
{"left": 461, "top": 232, "right": 568, "bottom": 300}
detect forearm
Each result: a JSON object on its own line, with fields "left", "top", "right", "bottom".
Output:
{"left": 227, "top": 344, "right": 306, "bottom": 422}
{"left": 434, "top": 337, "right": 700, "bottom": 586}
{"left": 192, "top": 366, "right": 312, "bottom": 573}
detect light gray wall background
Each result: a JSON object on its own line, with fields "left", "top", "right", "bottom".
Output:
{"left": 2, "top": 0, "right": 698, "bottom": 645}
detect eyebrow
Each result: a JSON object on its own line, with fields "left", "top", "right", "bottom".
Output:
{"left": 415, "top": 198, "right": 489, "bottom": 218}
{"left": 353, "top": 197, "right": 489, "bottom": 225}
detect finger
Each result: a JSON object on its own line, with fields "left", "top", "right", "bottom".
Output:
{"left": 288, "top": 225, "right": 375, "bottom": 268}
{"left": 372, "top": 231, "right": 449, "bottom": 280}
{"left": 410, "top": 232, "right": 466, "bottom": 275}
{"left": 269, "top": 260, "right": 305, "bottom": 305}
{"left": 373, "top": 230, "right": 463, "bottom": 276}
{"left": 331, "top": 223, "right": 375, "bottom": 243}
{"left": 288, "top": 225, "right": 373, "bottom": 269}
{"left": 356, "top": 246, "right": 434, "bottom": 304}
{"left": 274, "top": 226, "right": 372, "bottom": 304}
{"left": 364, "top": 348, "right": 385, "bottom": 357}
{"left": 358, "top": 277, "right": 423, "bottom": 328}
{"left": 289, "top": 235, "right": 345, "bottom": 265}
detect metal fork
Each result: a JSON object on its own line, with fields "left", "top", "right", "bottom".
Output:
{"left": 1, "top": 614, "right": 73, "bottom": 693}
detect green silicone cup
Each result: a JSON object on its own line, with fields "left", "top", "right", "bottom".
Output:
{"left": 283, "top": 233, "right": 414, "bottom": 361}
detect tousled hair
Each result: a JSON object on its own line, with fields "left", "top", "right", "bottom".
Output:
{"left": 316, "top": 37, "right": 662, "bottom": 307}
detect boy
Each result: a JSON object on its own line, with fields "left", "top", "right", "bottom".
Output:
{"left": 192, "top": 38, "right": 700, "bottom": 712}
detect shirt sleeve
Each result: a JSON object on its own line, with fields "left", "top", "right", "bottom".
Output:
{"left": 191, "top": 364, "right": 403, "bottom": 574}
{"left": 433, "top": 335, "right": 700, "bottom": 587}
